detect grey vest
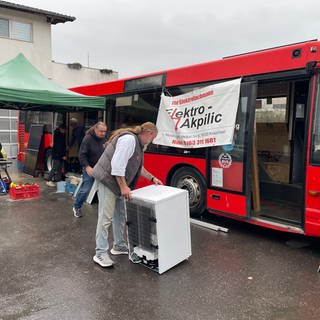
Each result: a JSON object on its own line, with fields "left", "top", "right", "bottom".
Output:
{"left": 91, "top": 132, "right": 144, "bottom": 196}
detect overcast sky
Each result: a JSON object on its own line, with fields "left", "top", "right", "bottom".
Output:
{"left": 13, "top": 0, "right": 320, "bottom": 78}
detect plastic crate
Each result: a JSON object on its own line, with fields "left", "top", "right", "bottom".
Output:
{"left": 17, "top": 152, "right": 25, "bottom": 162}
{"left": 9, "top": 184, "right": 40, "bottom": 200}
{"left": 56, "top": 181, "right": 66, "bottom": 193}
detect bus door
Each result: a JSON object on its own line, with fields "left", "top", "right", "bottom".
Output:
{"left": 305, "top": 72, "right": 320, "bottom": 236}
{"left": 253, "top": 78, "right": 310, "bottom": 227}
{"left": 207, "top": 81, "right": 257, "bottom": 217}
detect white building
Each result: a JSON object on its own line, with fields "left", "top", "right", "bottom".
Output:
{"left": 51, "top": 62, "right": 116, "bottom": 89}
{"left": 0, "top": 1, "right": 118, "bottom": 85}
{"left": 0, "top": 1, "right": 118, "bottom": 157}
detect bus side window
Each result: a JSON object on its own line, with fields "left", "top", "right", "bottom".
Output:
{"left": 311, "top": 76, "right": 320, "bottom": 165}
{"left": 311, "top": 139, "right": 320, "bottom": 164}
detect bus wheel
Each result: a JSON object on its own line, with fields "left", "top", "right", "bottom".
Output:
{"left": 170, "top": 167, "right": 206, "bottom": 217}
{"left": 45, "top": 148, "right": 53, "bottom": 172}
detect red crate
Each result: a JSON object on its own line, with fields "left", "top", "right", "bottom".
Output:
{"left": 17, "top": 152, "right": 25, "bottom": 162}
{"left": 9, "top": 184, "right": 40, "bottom": 200}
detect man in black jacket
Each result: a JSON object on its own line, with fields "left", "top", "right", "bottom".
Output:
{"left": 73, "top": 122, "right": 107, "bottom": 217}
{"left": 46, "top": 124, "right": 67, "bottom": 187}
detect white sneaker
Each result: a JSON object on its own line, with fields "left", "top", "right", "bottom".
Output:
{"left": 46, "top": 181, "right": 56, "bottom": 187}
{"left": 93, "top": 254, "right": 114, "bottom": 267}
{"left": 110, "top": 247, "right": 129, "bottom": 255}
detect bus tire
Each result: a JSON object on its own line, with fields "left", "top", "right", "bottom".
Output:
{"left": 45, "top": 148, "right": 53, "bottom": 172}
{"left": 170, "top": 167, "right": 206, "bottom": 217}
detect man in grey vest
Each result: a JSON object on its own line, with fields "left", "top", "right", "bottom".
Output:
{"left": 91, "top": 122, "right": 162, "bottom": 267}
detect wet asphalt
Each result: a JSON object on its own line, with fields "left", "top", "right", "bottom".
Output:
{"left": 1, "top": 164, "right": 320, "bottom": 320}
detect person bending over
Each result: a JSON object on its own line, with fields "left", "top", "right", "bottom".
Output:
{"left": 91, "top": 122, "right": 162, "bottom": 268}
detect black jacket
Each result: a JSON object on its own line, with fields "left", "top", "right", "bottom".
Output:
{"left": 52, "top": 129, "right": 66, "bottom": 160}
{"left": 78, "top": 132, "right": 106, "bottom": 168}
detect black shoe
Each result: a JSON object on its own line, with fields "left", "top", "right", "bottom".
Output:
{"left": 129, "top": 252, "right": 142, "bottom": 264}
{"left": 73, "top": 207, "right": 82, "bottom": 218}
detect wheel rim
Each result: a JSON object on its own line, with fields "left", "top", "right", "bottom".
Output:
{"left": 176, "top": 175, "right": 201, "bottom": 208}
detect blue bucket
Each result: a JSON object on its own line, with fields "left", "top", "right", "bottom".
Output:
{"left": 56, "top": 181, "right": 66, "bottom": 193}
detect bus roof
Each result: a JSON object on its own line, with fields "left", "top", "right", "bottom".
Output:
{"left": 71, "top": 39, "right": 320, "bottom": 96}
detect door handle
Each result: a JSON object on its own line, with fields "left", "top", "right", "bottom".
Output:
{"left": 308, "top": 190, "right": 320, "bottom": 196}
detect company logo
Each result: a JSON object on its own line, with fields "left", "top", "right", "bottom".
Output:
{"left": 164, "top": 89, "right": 222, "bottom": 131}
{"left": 218, "top": 153, "right": 232, "bottom": 168}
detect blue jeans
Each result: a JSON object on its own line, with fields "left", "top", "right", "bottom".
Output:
{"left": 74, "top": 167, "right": 94, "bottom": 209}
{"left": 95, "top": 182, "right": 127, "bottom": 257}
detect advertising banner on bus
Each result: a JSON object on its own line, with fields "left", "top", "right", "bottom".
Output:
{"left": 154, "top": 78, "right": 241, "bottom": 148}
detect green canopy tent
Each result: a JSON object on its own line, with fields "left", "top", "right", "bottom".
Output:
{"left": 0, "top": 54, "right": 105, "bottom": 176}
{"left": 0, "top": 53, "right": 105, "bottom": 111}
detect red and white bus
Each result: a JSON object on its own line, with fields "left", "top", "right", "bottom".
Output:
{"left": 17, "top": 111, "right": 104, "bottom": 170}
{"left": 71, "top": 39, "right": 320, "bottom": 237}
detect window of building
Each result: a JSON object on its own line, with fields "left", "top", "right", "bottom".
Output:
{"left": 0, "top": 17, "right": 32, "bottom": 42}
{"left": 0, "top": 18, "right": 9, "bottom": 37}
{"left": 11, "top": 21, "right": 32, "bottom": 41}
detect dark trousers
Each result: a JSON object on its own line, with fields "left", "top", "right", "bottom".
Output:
{"left": 48, "top": 159, "right": 64, "bottom": 182}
